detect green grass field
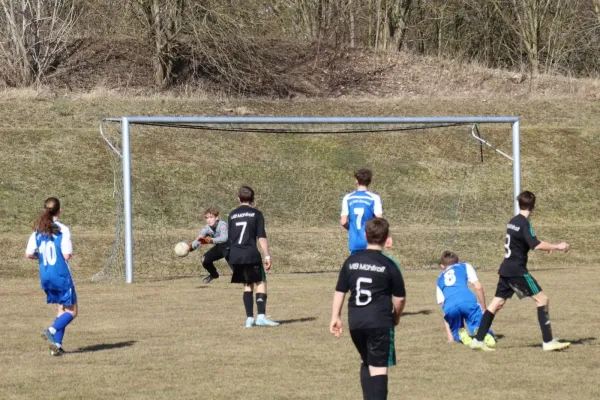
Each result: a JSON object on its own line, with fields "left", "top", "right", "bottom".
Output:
{"left": 0, "top": 94, "right": 599, "bottom": 399}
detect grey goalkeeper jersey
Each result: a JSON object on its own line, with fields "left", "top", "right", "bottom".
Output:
{"left": 199, "top": 220, "right": 229, "bottom": 248}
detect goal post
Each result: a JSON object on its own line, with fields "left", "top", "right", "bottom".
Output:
{"left": 98, "top": 116, "right": 520, "bottom": 284}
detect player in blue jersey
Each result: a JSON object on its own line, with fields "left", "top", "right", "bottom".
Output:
{"left": 436, "top": 251, "right": 495, "bottom": 348}
{"left": 340, "top": 169, "right": 383, "bottom": 254}
{"left": 25, "top": 197, "right": 77, "bottom": 356}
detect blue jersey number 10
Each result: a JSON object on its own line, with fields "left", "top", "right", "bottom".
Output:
{"left": 39, "top": 241, "right": 57, "bottom": 266}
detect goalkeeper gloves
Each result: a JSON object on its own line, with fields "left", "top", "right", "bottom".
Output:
{"left": 190, "top": 237, "right": 211, "bottom": 251}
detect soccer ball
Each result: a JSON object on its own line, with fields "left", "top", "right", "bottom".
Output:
{"left": 174, "top": 242, "right": 190, "bottom": 257}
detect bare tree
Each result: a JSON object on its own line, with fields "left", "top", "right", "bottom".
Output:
{"left": 490, "top": 0, "right": 571, "bottom": 75}
{"left": 0, "top": 0, "right": 78, "bottom": 86}
{"left": 131, "top": 0, "right": 184, "bottom": 88}
{"left": 388, "top": 0, "right": 412, "bottom": 51}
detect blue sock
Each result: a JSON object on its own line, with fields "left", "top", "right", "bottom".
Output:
{"left": 54, "top": 328, "right": 66, "bottom": 345}
{"left": 52, "top": 312, "right": 74, "bottom": 331}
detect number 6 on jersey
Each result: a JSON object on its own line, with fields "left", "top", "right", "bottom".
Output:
{"left": 356, "top": 277, "right": 372, "bottom": 306}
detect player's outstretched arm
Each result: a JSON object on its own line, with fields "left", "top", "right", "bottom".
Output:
{"left": 330, "top": 291, "right": 346, "bottom": 337}
{"left": 211, "top": 221, "right": 228, "bottom": 244}
{"left": 392, "top": 296, "right": 406, "bottom": 326}
{"left": 535, "top": 241, "right": 569, "bottom": 253}
{"left": 188, "top": 238, "right": 203, "bottom": 252}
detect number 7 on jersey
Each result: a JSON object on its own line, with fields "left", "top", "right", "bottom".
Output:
{"left": 353, "top": 208, "right": 365, "bottom": 230}
{"left": 236, "top": 221, "right": 247, "bottom": 244}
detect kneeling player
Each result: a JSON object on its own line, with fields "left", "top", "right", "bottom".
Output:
{"left": 436, "top": 251, "right": 495, "bottom": 347}
{"left": 330, "top": 218, "right": 405, "bottom": 400}
{"left": 189, "top": 207, "right": 231, "bottom": 284}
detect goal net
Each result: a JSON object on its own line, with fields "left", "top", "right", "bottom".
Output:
{"left": 94, "top": 117, "right": 518, "bottom": 282}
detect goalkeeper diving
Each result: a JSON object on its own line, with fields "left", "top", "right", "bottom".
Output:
{"left": 189, "top": 207, "right": 232, "bottom": 283}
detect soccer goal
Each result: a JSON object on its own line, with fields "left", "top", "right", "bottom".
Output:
{"left": 95, "top": 116, "right": 520, "bottom": 283}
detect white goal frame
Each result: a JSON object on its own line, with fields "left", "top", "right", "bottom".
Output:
{"left": 102, "top": 116, "right": 521, "bottom": 283}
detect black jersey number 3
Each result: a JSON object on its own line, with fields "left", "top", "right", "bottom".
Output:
{"left": 504, "top": 234, "right": 511, "bottom": 258}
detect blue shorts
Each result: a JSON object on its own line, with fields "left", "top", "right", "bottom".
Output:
{"left": 45, "top": 286, "right": 77, "bottom": 306}
{"left": 444, "top": 302, "right": 491, "bottom": 341}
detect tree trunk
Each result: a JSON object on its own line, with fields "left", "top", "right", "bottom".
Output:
{"left": 134, "top": 0, "right": 183, "bottom": 88}
{"left": 349, "top": 0, "right": 355, "bottom": 47}
{"left": 388, "top": 0, "right": 412, "bottom": 51}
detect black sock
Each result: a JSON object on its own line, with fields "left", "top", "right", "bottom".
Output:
{"left": 370, "top": 375, "right": 388, "bottom": 400}
{"left": 202, "top": 262, "right": 219, "bottom": 278}
{"left": 256, "top": 293, "right": 267, "bottom": 315}
{"left": 475, "top": 310, "right": 495, "bottom": 341}
{"left": 243, "top": 292, "right": 253, "bottom": 318}
{"left": 537, "top": 306, "right": 553, "bottom": 343}
{"left": 360, "top": 364, "right": 371, "bottom": 400}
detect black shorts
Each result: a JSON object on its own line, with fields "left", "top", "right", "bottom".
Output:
{"left": 350, "top": 328, "right": 396, "bottom": 368}
{"left": 231, "top": 263, "right": 266, "bottom": 285}
{"left": 495, "top": 274, "right": 543, "bottom": 299}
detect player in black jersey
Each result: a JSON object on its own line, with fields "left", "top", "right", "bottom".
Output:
{"left": 471, "top": 191, "right": 570, "bottom": 351}
{"left": 228, "top": 186, "right": 279, "bottom": 328}
{"left": 330, "top": 218, "right": 406, "bottom": 400}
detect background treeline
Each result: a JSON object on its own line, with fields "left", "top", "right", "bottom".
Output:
{"left": 1, "top": 0, "right": 599, "bottom": 92}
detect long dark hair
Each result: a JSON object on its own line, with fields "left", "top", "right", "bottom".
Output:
{"left": 33, "top": 197, "right": 61, "bottom": 236}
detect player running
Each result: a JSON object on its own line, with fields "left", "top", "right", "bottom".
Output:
{"left": 25, "top": 197, "right": 77, "bottom": 356}
{"left": 471, "top": 191, "right": 570, "bottom": 351}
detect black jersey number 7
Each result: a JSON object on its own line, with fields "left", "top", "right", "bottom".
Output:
{"left": 235, "top": 221, "right": 247, "bottom": 244}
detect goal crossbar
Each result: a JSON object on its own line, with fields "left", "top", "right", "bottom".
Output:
{"left": 102, "top": 115, "right": 521, "bottom": 283}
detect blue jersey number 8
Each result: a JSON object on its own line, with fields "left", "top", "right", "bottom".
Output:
{"left": 443, "top": 269, "right": 456, "bottom": 286}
